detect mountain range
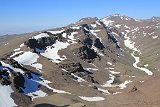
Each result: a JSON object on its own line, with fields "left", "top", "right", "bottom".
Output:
{"left": 0, "top": 14, "right": 160, "bottom": 107}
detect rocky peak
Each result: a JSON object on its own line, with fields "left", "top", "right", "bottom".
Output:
{"left": 79, "top": 17, "right": 98, "bottom": 24}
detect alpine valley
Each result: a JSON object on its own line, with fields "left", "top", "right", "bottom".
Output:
{"left": 1, "top": 14, "right": 160, "bottom": 107}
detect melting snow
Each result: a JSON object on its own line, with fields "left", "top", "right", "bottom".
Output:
{"left": 152, "top": 36, "right": 158, "bottom": 39}
{"left": 91, "top": 24, "right": 97, "bottom": 28}
{"left": 14, "top": 48, "right": 20, "bottom": 51}
{"left": 102, "top": 19, "right": 114, "bottom": 26}
{"left": 27, "top": 90, "right": 47, "bottom": 100}
{"left": 68, "top": 32, "right": 78, "bottom": 41}
{"left": 118, "top": 80, "right": 132, "bottom": 89}
{"left": 62, "top": 69, "right": 86, "bottom": 83}
{"left": 31, "top": 63, "right": 42, "bottom": 69}
{"left": 79, "top": 96, "right": 105, "bottom": 101}
{"left": 113, "top": 92, "right": 122, "bottom": 95}
{"left": 109, "top": 70, "right": 120, "bottom": 74}
{"left": 98, "top": 88, "right": 110, "bottom": 95}
{"left": 48, "top": 30, "right": 64, "bottom": 35}
{"left": 132, "top": 53, "right": 153, "bottom": 75}
{"left": 124, "top": 33, "right": 153, "bottom": 75}
{"left": 14, "top": 51, "right": 39, "bottom": 65}
{"left": 139, "top": 81, "right": 144, "bottom": 83}
{"left": 71, "top": 26, "right": 80, "bottom": 29}
{"left": 144, "top": 64, "right": 148, "bottom": 67}
{"left": 40, "top": 41, "right": 70, "bottom": 63}
{"left": 101, "top": 74, "right": 115, "bottom": 87}
{"left": 96, "top": 21, "right": 101, "bottom": 25}
{"left": 33, "top": 33, "right": 49, "bottom": 39}
{"left": 85, "top": 68, "right": 98, "bottom": 71}
{"left": 4, "top": 43, "right": 9, "bottom": 45}
{"left": 115, "top": 24, "right": 121, "bottom": 28}
{"left": 10, "top": 51, "right": 24, "bottom": 58}
{"left": 107, "top": 62, "right": 113, "bottom": 66}
{"left": 20, "top": 43, "right": 24, "bottom": 47}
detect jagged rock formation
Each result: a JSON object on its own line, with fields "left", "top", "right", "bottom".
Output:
{"left": 73, "top": 45, "right": 98, "bottom": 60}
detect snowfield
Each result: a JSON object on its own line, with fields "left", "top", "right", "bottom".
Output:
{"left": 0, "top": 84, "right": 17, "bottom": 107}
{"left": 40, "top": 40, "right": 70, "bottom": 63}
{"left": 14, "top": 51, "right": 39, "bottom": 65}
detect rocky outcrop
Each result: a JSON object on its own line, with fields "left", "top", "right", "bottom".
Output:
{"left": 13, "top": 72, "right": 25, "bottom": 92}
{"left": 59, "top": 61, "right": 98, "bottom": 83}
{"left": 129, "top": 86, "right": 139, "bottom": 93}
{"left": 0, "top": 78, "right": 12, "bottom": 85}
{"left": 0, "top": 68, "right": 12, "bottom": 85}
{"left": 94, "top": 38, "right": 105, "bottom": 50}
{"left": 82, "top": 37, "right": 93, "bottom": 48}
{"left": 25, "top": 32, "right": 67, "bottom": 51}
{"left": 8, "top": 58, "right": 22, "bottom": 68}
{"left": 82, "top": 24, "right": 90, "bottom": 35}
{"left": 59, "top": 62, "right": 84, "bottom": 74}
{"left": 73, "top": 46, "right": 98, "bottom": 60}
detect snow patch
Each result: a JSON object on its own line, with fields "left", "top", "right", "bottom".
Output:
{"left": 14, "top": 51, "right": 39, "bottom": 65}
{"left": 124, "top": 33, "right": 153, "bottom": 75}
{"left": 102, "top": 19, "right": 114, "bottom": 26}
{"left": 101, "top": 74, "right": 115, "bottom": 87}
{"left": 48, "top": 30, "right": 64, "bottom": 35}
{"left": 0, "top": 84, "right": 17, "bottom": 107}
{"left": 115, "top": 24, "right": 121, "bottom": 28}
{"left": 33, "top": 33, "right": 49, "bottom": 39}
{"left": 109, "top": 70, "right": 120, "bottom": 74}
{"left": 68, "top": 32, "right": 78, "bottom": 41}
{"left": 98, "top": 88, "right": 110, "bottom": 95}
{"left": 40, "top": 41, "right": 70, "bottom": 63}
{"left": 62, "top": 69, "right": 87, "bottom": 83}
{"left": 10, "top": 51, "right": 24, "bottom": 58}
{"left": 20, "top": 43, "right": 24, "bottom": 47}
{"left": 79, "top": 96, "right": 105, "bottom": 101}
{"left": 152, "top": 35, "right": 158, "bottom": 39}
{"left": 14, "top": 48, "right": 20, "bottom": 51}
{"left": 31, "top": 63, "right": 42, "bottom": 69}
{"left": 91, "top": 24, "right": 97, "bottom": 28}
{"left": 118, "top": 80, "right": 132, "bottom": 89}
{"left": 27, "top": 90, "right": 47, "bottom": 100}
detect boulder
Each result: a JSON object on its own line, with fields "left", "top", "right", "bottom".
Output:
{"left": 129, "top": 86, "right": 139, "bottom": 93}
{"left": 1, "top": 78, "right": 12, "bottom": 85}
{"left": 13, "top": 72, "right": 25, "bottom": 92}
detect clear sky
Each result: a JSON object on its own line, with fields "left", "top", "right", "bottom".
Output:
{"left": 0, "top": 0, "right": 160, "bottom": 35}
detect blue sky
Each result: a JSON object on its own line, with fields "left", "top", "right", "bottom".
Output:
{"left": 0, "top": 0, "right": 160, "bottom": 35}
